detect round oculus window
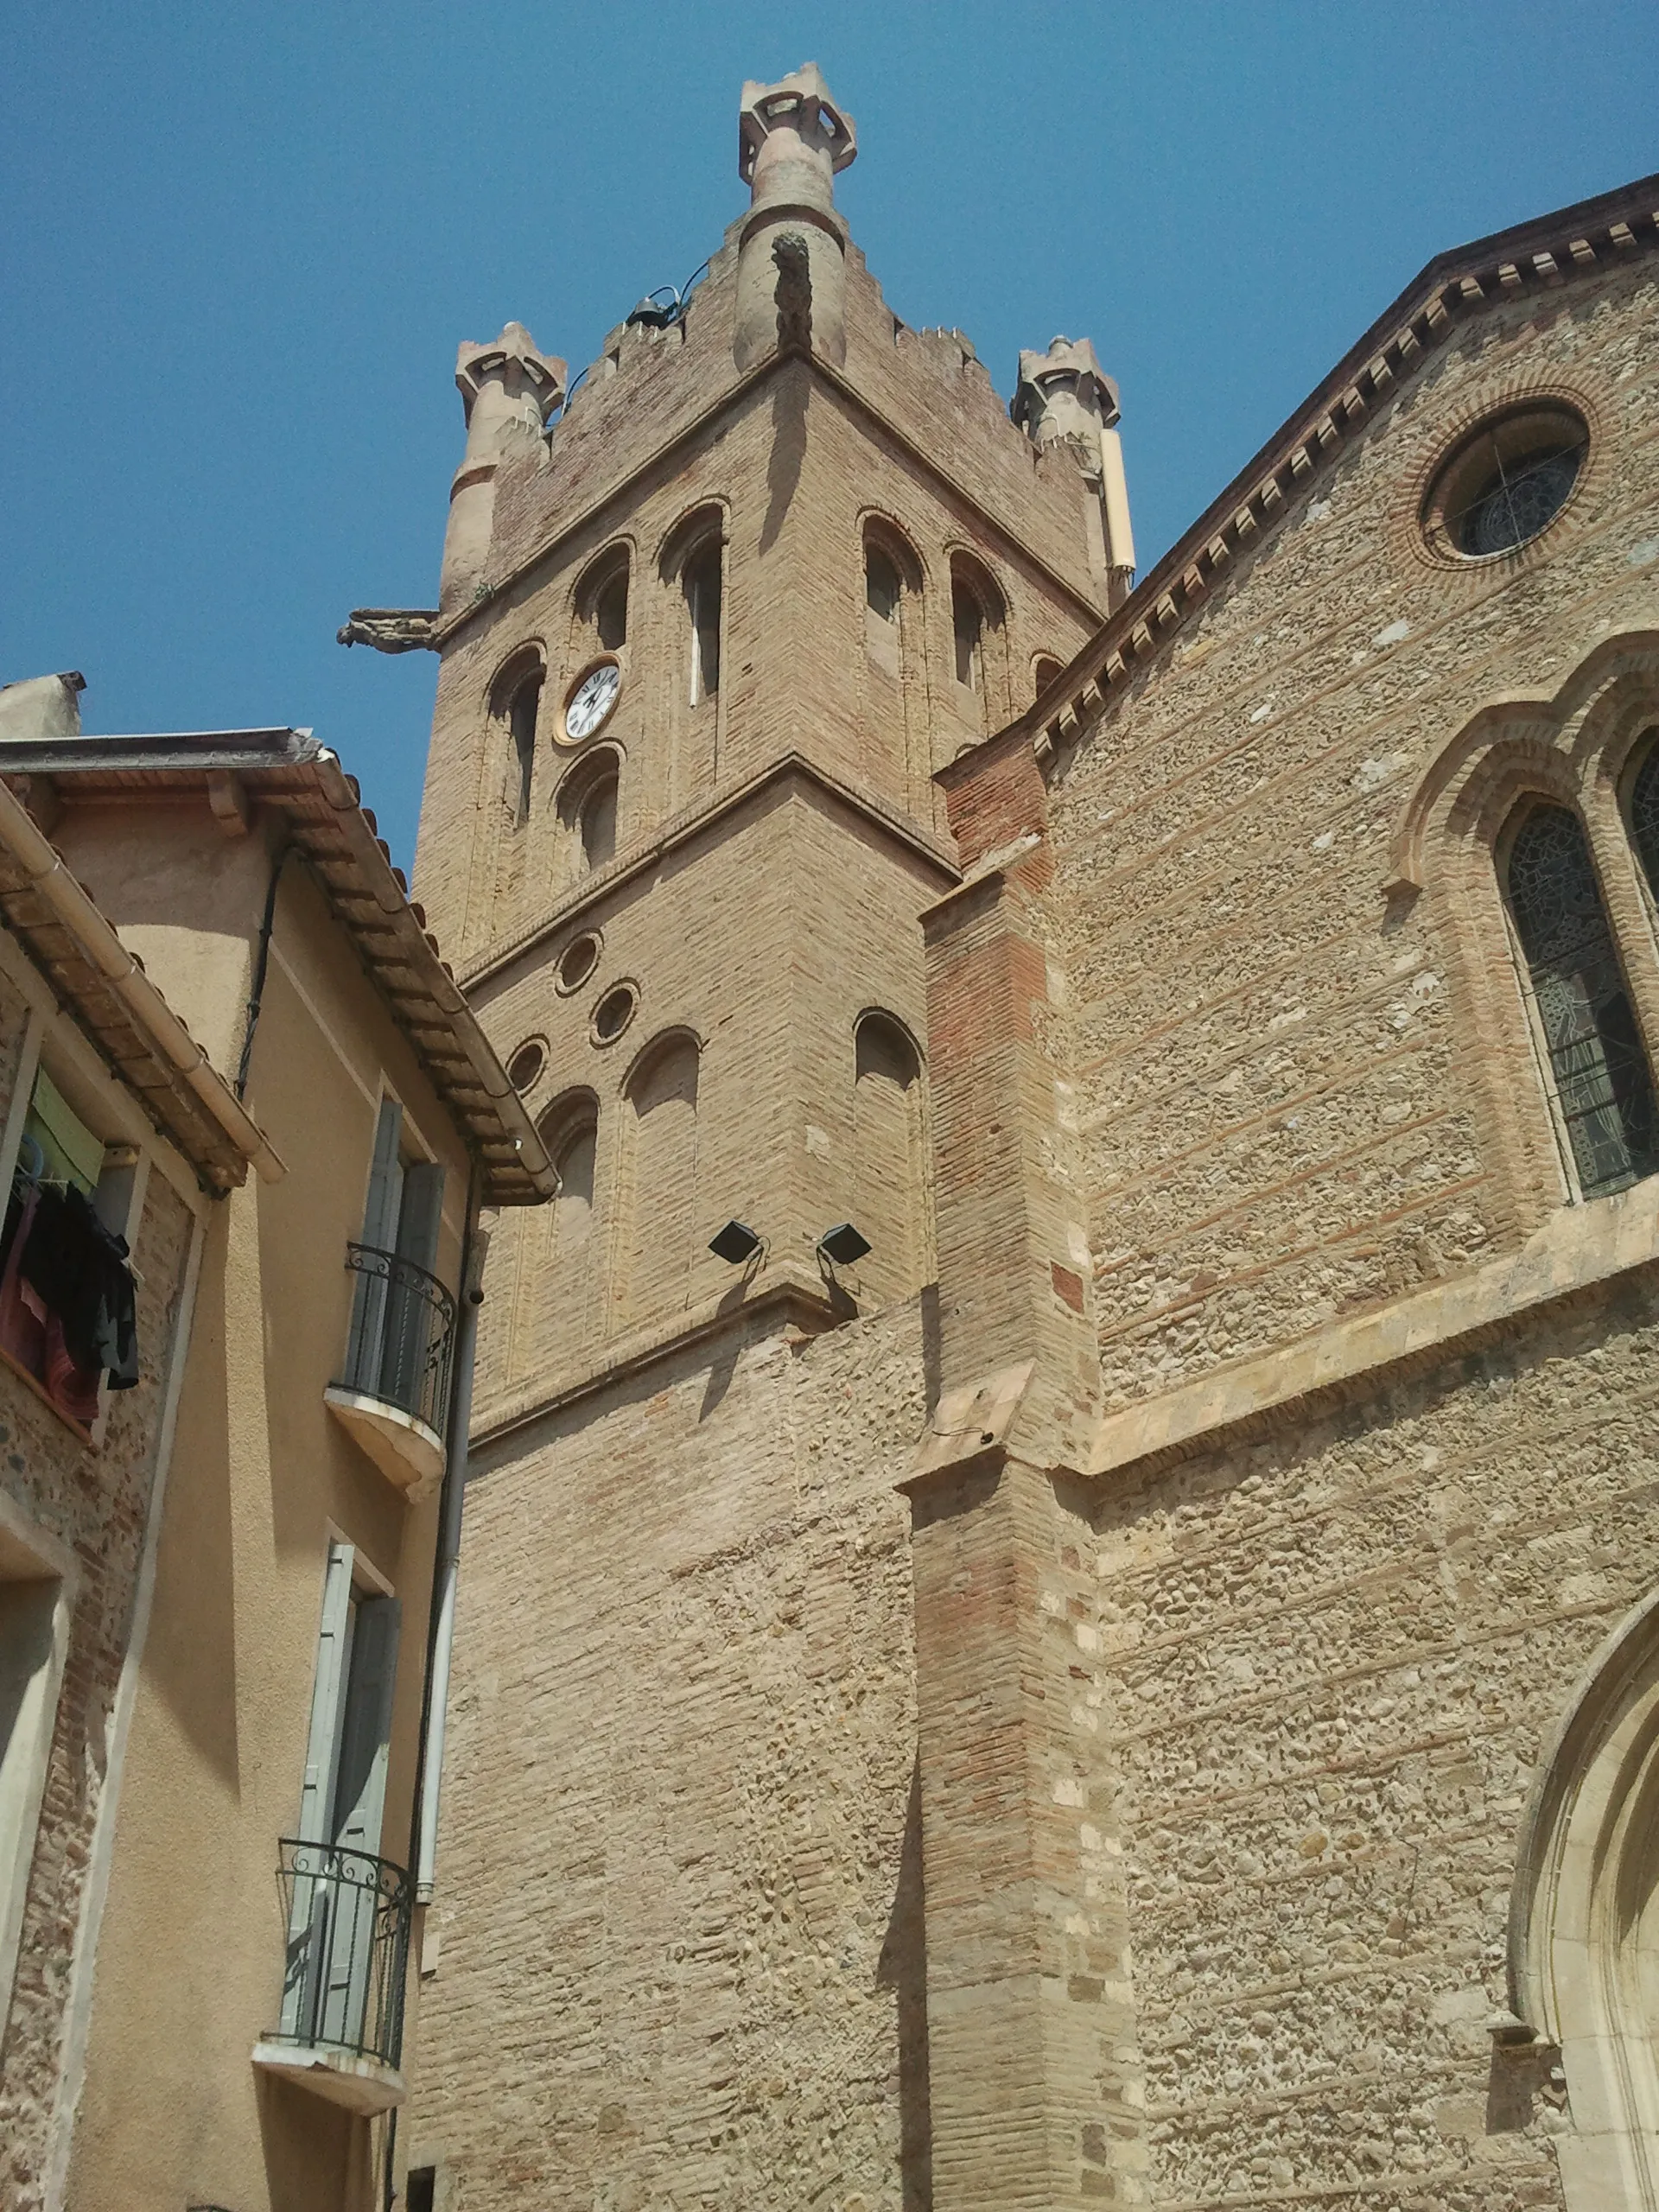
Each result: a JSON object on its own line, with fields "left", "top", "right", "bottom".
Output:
{"left": 1424, "top": 404, "right": 1587, "bottom": 561}
{"left": 506, "top": 1039, "right": 547, "bottom": 1090}
{"left": 555, "top": 931, "right": 602, "bottom": 995}
{"left": 563, "top": 660, "right": 621, "bottom": 744}
{"left": 590, "top": 982, "right": 639, "bottom": 1046}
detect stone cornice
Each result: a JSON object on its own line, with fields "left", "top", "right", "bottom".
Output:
{"left": 944, "top": 171, "right": 1659, "bottom": 788}
{"left": 469, "top": 1257, "right": 840, "bottom": 1450}
{"left": 1086, "top": 1184, "right": 1659, "bottom": 1484}
{"left": 457, "top": 749, "right": 960, "bottom": 994}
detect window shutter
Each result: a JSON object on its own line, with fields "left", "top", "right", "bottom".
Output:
{"left": 282, "top": 1541, "right": 356, "bottom": 2041}
{"left": 296, "top": 1541, "right": 355, "bottom": 1846}
{"left": 379, "top": 1163, "right": 445, "bottom": 1413}
{"left": 395, "top": 1163, "right": 445, "bottom": 1274}
{"left": 346, "top": 1099, "right": 405, "bottom": 1387}
{"left": 331, "top": 1594, "right": 401, "bottom": 1856}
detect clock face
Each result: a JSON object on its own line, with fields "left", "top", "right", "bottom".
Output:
{"left": 563, "top": 661, "right": 620, "bottom": 743}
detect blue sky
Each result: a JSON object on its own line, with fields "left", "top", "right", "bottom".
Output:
{"left": 6, "top": 2, "right": 1656, "bottom": 868}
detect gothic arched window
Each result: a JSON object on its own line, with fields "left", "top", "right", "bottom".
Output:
{"left": 1503, "top": 802, "right": 1659, "bottom": 1198}
{"left": 1624, "top": 733, "right": 1659, "bottom": 894}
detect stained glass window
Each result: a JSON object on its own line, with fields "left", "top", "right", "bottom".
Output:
{"left": 1626, "top": 737, "right": 1659, "bottom": 893}
{"left": 1505, "top": 804, "right": 1658, "bottom": 1198}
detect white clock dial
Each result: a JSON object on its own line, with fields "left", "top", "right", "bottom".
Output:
{"left": 563, "top": 662, "right": 620, "bottom": 742}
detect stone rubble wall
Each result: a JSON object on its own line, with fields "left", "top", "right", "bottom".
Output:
{"left": 1040, "top": 264, "right": 1659, "bottom": 1406}
{"left": 1090, "top": 1268, "right": 1659, "bottom": 2208}
{"left": 0, "top": 1165, "right": 194, "bottom": 2212}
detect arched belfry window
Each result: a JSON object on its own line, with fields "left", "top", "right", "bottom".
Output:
{"left": 556, "top": 750, "right": 620, "bottom": 880}
{"left": 575, "top": 547, "right": 630, "bottom": 654}
{"left": 951, "top": 580, "right": 983, "bottom": 694}
{"left": 1503, "top": 802, "right": 1659, "bottom": 1198}
{"left": 490, "top": 652, "right": 545, "bottom": 827}
{"left": 948, "top": 553, "right": 1005, "bottom": 734}
{"left": 683, "top": 541, "right": 722, "bottom": 704}
{"left": 865, "top": 543, "right": 902, "bottom": 678}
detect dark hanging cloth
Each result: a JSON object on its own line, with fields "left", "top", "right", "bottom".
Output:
{"left": 17, "top": 1184, "right": 139, "bottom": 1389}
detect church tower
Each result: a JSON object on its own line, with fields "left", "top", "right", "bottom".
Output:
{"left": 366, "top": 68, "right": 1135, "bottom": 2207}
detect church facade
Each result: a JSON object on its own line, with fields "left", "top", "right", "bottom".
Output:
{"left": 357, "top": 71, "right": 1659, "bottom": 2211}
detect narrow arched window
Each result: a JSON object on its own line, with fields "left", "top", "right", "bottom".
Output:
{"left": 620, "top": 1036, "right": 700, "bottom": 1321}
{"left": 1624, "top": 734, "right": 1659, "bottom": 893}
{"left": 854, "top": 1012, "right": 926, "bottom": 1302}
{"left": 537, "top": 1090, "right": 601, "bottom": 1369}
{"left": 579, "top": 772, "right": 617, "bottom": 872}
{"left": 951, "top": 581, "right": 983, "bottom": 694}
{"left": 594, "top": 571, "right": 628, "bottom": 652}
{"left": 556, "top": 752, "right": 620, "bottom": 881}
{"left": 1033, "top": 655, "right": 1065, "bottom": 699}
{"left": 865, "top": 545, "right": 902, "bottom": 680}
{"left": 508, "top": 675, "right": 541, "bottom": 823}
{"left": 683, "top": 543, "right": 721, "bottom": 703}
{"left": 1504, "top": 802, "right": 1658, "bottom": 1198}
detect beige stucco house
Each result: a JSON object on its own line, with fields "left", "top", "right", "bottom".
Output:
{"left": 0, "top": 700, "right": 550, "bottom": 2211}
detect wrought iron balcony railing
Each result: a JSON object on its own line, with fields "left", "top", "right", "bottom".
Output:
{"left": 272, "top": 1840, "right": 411, "bottom": 2069}
{"left": 335, "top": 1243, "right": 455, "bottom": 1438}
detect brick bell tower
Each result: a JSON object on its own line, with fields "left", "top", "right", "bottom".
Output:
{"left": 346, "top": 66, "right": 1135, "bottom": 2208}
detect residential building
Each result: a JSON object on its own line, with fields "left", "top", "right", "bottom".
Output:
{"left": 0, "top": 701, "right": 551, "bottom": 2212}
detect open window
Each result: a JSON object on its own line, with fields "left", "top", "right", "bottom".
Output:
{"left": 949, "top": 553, "right": 1006, "bottom": 733}
{"left": 328, "top": 1096, "right": 454, "bottom": 1489}
{"left": 0, "top": 1060, "right": 139, "bottom": 1433}
{"left": 683, "top": 540, "right": 722, "bottom": 705}
{"left": 574, "top": 546, "right": 631, "bottom": 655}
{"left": 489, "top": 650, "right": 545, "bottom": 829}
{"left": 264, "top": 1538, "right": 410, "bottom": 2097}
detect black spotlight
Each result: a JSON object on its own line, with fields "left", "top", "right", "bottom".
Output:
{"left": 709, "top": 1219, "right": 763, "bottom": 1264}
{"left": 817, "top": 1222, "right": 871, "bottom": 1266}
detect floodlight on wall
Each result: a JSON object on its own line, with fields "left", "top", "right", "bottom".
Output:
{"left": 709, "top": 1219, "right": 764, "bottom": 1264}
{"left": 817, "top": 1222, "right": 871, "bottom": 1266}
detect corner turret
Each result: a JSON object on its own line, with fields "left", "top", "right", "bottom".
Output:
{"left": 440, "top": 321, "right": 567, "bottom": 612}
{"left": 1014, "top": 334, "right": 1135, "bottom": 602}
{"left": 734, "top": 64, "right": 856, "bottom": 371}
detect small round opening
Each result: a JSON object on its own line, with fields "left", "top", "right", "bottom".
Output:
{"left": 507, "top": 1039, "right": 546, "bottom": 1091}
{"left": 591, "top": 983, "right": 638, "bottom": 1046}
{"left": 556, "top": 931, "right": 602, "bottom": 995}
{"left": 1424, "top": 404, "right": 1587, "bottom": 560}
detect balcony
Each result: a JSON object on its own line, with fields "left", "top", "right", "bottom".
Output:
{"left": 324, "top": 1243, "right": 454, "bottom": 1494}
{"left": 251, "top": 1840, "right": 412, "bottom": 2113}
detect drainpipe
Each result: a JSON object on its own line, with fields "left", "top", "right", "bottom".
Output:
{"left": 388, "top": 1163, "right": 484, "bottom": 2212}
{"left": 410, "top": 1161, "right": 485, "bottom": 1900}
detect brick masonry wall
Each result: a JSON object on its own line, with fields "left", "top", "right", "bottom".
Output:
{"left": 1039, "top": 261, "right": 1659, "bottom": 1408}
{"left": 0, "top": 1165, "right": 194, "bottom": 2212}
{"left": 1086, "top": 1267, "right": 1659, "bottom": 2209}
{"left": 407, "top": 1297, "right": 931, "bottom": 2212}
{"left": 414, "top": 238, "right": 1101, "bottom": 965}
